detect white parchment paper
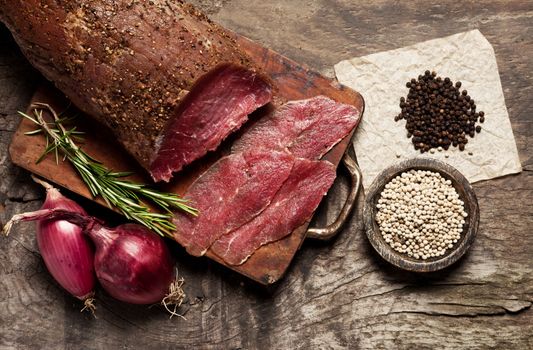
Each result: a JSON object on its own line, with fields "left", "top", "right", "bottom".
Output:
{"left": 334, "top": 30, "right": 522, "bottom": 189}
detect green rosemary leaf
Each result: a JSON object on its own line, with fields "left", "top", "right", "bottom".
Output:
{"left": 80, "top": 150, "right": 104, "bottom": 165}
{"left": 142, "top": 212, "right": 173, "bottom": 219}
{"left": 108, "top": 171, "right": 135, "bottom": 177}
{"left": 175, "top": 205, "right": 198, "bottom": 216}
{"left": 36, "top": 143, "right": 57, "bottom": 164}
{"left": 54, "top": 144, "right": 59, "bottom": 165}
{"left": 140, "top": 188, "right": 180, "bottom": 199}
{"left": 112, "top": 180, "right": 142, "bottom": 190}
{"left": 149, "top": 198, "right": 172, "bottom": 213}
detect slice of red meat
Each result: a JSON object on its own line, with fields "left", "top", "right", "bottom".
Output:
{"left": 231, "top": 95, "right": 360, "bottom": 159}
{"left": 150, "top": 65, "right": 272, "bottom": 182}
{"left": 210, "top": 158, "right": 336, "bottom": 266}
{"left": 173, "top": 150, "right": 294, "bottom": 256}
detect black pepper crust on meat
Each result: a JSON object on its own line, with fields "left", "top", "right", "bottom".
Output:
{"left": 0, "top": 0, "right": 268, "bottom": 169}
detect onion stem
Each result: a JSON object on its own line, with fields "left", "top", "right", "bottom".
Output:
{"left": 31, "top": 174, "right": 54, "bottom": 191}
{"left": 3, "top": 208, "right": 92, "bottom": 236}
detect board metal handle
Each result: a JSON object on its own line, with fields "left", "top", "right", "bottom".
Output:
{"left": 306, "top": 145, "right": 362, "bottom": 241}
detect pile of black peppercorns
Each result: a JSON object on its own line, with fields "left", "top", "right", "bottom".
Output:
{"left": 395, "top": 70, "right": 485, "bottom": 153}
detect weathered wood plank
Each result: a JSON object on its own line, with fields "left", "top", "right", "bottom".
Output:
{"left": 1, "top": 1, "right": 532, "bottom": 349}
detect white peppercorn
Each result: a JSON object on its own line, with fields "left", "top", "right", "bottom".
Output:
{"left": 376, "top": 169, "right": 467, "bottom": 259}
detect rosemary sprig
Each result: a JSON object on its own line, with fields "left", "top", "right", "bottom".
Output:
{"left": 19, "top": 102, "right": 198, "bottom": 237}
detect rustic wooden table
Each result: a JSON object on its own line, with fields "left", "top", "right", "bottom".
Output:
{"left": 1, "top": 1, "right": 531, "bottom": 349}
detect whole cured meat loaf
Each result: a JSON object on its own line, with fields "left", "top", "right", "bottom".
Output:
{"left": 0, "top": 0, "right": 273, "bottom": 182}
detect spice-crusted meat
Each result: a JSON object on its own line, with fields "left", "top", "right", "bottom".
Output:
{"left": 232, "top": 96, "right": 360, "bottom": 159}
{"left": 0, "top": 0, "right": 272, "bottom": 181}
{"left": 210, "top": 158, "right": 336, "bottom": 265}
{"left": 173, "top": 150, "right": 294, "bottom": 256}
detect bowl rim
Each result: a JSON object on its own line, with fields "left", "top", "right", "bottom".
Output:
{"left": 363, "top": 158, "right": 480, "bottom": 272}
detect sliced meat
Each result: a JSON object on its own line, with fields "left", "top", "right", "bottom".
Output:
{"left": 232, "top": 95, "right": 360, "bottom": 159}
{"left": 0, "top": 1, "right": 272, "bottom": 181}
{"left": 150, "top": 65, "right": 272, "bottom": 181}
{"left": 210, "top": 158, "right": 336, "bottom": 266}
{"left": 173, "top": 150, "right": 294, "bottom": 256}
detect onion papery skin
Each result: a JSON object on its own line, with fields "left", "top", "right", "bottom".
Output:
{"left": 89, "top": 223, "right": 176, "bottom": 305}
{"left": 37, "top": 188, "right": 96, "bottom": 300}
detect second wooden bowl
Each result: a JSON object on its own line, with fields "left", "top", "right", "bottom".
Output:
{"left": 363, "top": 158, "right": 479, "bottom": 272}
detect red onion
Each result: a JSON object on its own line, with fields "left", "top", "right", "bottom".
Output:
{"left": 28, "top": 177, "right": 96, "bottom": 310}
{"left": 3, "top": 201, "right": 185, "bottom": 314}
{"left": 87, "top": 223, "right": 176, "bottom": 304}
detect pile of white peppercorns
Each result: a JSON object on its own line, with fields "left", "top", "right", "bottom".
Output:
{"left": 376, "top": 169, "right": 468, "bottom": 260}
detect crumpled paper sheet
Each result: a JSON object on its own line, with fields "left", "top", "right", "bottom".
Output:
{"left": 334, "top": 29, "right": 522, "bottom": 189}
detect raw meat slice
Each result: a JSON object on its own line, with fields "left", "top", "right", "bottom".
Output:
{"left": 0, "top": 1, "right": 272, "bottom": 181}
{"left": 210, "top": 158, "right": 336, "bottom": 265}
{"left": 173, "top": 150, "right": 294, "bottom": 256}
{"left": 232, "top": 96, "right": 360, "bottom": 159}
{"left": 150, "top": 65, "right": 272, "bottom": 182}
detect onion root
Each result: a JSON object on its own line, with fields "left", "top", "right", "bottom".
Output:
{"left": 161, "top": 270, "right": 186, "bottom": 320}
{"left": 81, "top": 297, "right": 97, "bottom": 317}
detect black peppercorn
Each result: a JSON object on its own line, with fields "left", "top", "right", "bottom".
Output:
{"left": 394, "top": 71, "right": 483, "bottom": 153}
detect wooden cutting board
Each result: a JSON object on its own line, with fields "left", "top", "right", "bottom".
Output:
{"left": 9, "top": 33, "right": 364, "bottom": 285}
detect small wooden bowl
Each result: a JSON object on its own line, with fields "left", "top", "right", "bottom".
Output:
{"left": 363, "top": 158, "right": 479, "bottom": 272}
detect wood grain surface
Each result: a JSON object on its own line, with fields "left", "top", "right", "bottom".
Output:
{"left": 1, "top": 1, "right": 532, "bottom": 349}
